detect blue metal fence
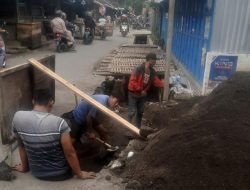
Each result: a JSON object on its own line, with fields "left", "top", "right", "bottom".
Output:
{"left": 157, "top": 0, "right": 214, "bottom": 84}
{"left": 172, "top": 0, "right": 210, "bottom": 84}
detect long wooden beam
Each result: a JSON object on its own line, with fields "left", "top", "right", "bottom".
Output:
{"left": 28, "top": 58, "right": 140, "bottom": 136}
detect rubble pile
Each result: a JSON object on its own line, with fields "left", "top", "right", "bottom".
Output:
{"left": 117, "top": 72, "right": 250, "bottom": 189}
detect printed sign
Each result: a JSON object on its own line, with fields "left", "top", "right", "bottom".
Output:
{"left": 208, "top": 55, "right": 238, "bottom": 89}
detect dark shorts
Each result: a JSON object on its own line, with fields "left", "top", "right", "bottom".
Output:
{"left": 61, "top": 111, "right": 86, "bottom": 140}
{"left": 37, "top": 169, "right": 73, "bottom": 181}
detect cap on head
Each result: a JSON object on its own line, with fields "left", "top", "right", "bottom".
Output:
{"left": 146, "top": 53, "right": 157, "bottom": 61}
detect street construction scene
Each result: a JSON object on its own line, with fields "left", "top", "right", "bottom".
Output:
{"left": 0, "top": 0, "right": 250, "bottom": 190}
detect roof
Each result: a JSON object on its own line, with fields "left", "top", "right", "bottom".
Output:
{"left": 159, "top": 0, "right": 169, "bottom": 12}
{"left": 94, "top": 0, "right": 104, "bottom": 6}
{"left": 95, "top": 0, "right": 115, "bottom": 9}
{"left": 154, "top": 0, "right": 164, "bottom": 3}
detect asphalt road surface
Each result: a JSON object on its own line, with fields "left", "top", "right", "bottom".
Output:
{"left": 7, "top": 29, "right": 132, "bottom": 114}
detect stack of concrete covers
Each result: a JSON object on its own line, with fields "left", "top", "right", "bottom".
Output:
{"left": 117, "top": 47, "right": 160, "bottom": 54}
{"left": 94, "top": 45, "right": 165, "bottom": 76}
{"left": 110, "top": 59, "right": 165, "bottom": 74}
{"left": 114, "top": 53, "right": 164, "bottom": 59}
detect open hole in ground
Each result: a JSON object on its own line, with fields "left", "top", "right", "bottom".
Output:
{"left": 73, "top": 105, "right": 132, "bottom": 172}
{"left": 134, "top": 35, "right": 148, "bottom": 44}
{"left": 75, "top": 78, "right": 162, "bottom": 173}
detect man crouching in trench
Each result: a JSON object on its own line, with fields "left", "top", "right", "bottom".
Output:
{"left": 61, "top": 90, "right": 122, "bottom": 152}
{"left": 12, "top": 89, "right": 96, "bottom": 181}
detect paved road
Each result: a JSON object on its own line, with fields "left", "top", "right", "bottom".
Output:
{"left": 53, "top": 29, "right": 132, "bottom": 114}
{"left": 2, "top": 29, "right": 133, "bottom": 190}
{"left": 6, "top": 29, "right": 133, "bottom": 114}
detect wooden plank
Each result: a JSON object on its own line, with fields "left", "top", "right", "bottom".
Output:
{"left": 28, "top": 58, "right": 140, "bottom": 136}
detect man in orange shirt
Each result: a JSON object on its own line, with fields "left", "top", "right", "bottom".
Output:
{"left": 128, "top": 53, "right": 164, "bottom": 128}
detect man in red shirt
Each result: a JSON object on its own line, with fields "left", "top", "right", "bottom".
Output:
{"left": 128, "top": 53, "right": 164, "bottom": 128}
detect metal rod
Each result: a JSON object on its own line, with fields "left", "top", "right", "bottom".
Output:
{"left": 163, "top": 0, "right": 176, "bottom": 101}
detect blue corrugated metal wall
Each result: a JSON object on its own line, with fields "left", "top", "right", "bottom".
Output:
{"left": 172, "top": 0, "right": 213, "bottom": 84}
{"left": 157, "top": 0, "right": 214, "bottom": 84}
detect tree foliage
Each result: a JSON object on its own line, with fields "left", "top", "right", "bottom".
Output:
{"left": 113, "top": 0, "right": 146, "bottom": 15}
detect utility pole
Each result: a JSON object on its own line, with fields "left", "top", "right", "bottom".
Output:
{"left": 163, "top": 0, "right": 175, "bottom": 101}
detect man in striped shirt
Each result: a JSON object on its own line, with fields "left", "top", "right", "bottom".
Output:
{"left": 12, "top": 89, "right": 96, "bottom": 181}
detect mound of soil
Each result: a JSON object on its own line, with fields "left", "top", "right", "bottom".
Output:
{"left": 121, "top": 72, "right": 250, "bottom": 189}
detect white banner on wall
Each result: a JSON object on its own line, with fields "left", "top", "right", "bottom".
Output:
{"left": 202, "top": 52, "right": 250, "bottom": 95}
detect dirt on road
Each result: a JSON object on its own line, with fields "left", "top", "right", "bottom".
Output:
{"left": 117, "top": 72, "right": 250, "bottom": 190}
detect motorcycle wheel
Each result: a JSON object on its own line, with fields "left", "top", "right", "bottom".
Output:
{"left": 56, "top": 45, "right": 61, "bottom": 53}
{"left": 101, "top": 34, "right": 106, "bottom": 40}
{"left": 100, "top": 31, "right": 106, "bottom": 40}
{"left": 122, "top": 32, "right": 127, "bottom": 37}
{"left": 85, "top": 38, "right": 93, "bottom": 45}
{"left": 83, "top": 38, "right": 90, "bottom": 45}
{"left": 83, "top": 35, "right": 93, "bottom": 45}
{"left": 2, "top": 60, "right": 6, "bottom": 68}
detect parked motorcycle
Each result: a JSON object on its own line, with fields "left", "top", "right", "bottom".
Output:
{"left": 83, "top": 27, "right": 94, "bottom": 45}
{"left": 98, "top": 18, "right": 106, "bottom": 40}
{"left": 54, "top": 33, "right": 73, "bottom": 53}
{"left": 0, "top": 20, "right": 7, "bottom": 68}
{"left": 99, "top": 25, "right": 106, "bottom": 40}
{"left": 120, "top": 23, "right": 129, "bottom": 37}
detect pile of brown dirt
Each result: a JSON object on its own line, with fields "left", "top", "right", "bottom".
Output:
{"left": 142, "top": 97, "right": 203, "bottom": 130}
{"left": 121, "top": 72, "right": 250, "bottom": 189}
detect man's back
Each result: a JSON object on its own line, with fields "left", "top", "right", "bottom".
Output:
{"left": 12, "top": 110, "right": 71, "bottom": 178}
{"left": 51, "top": 17, "right": 65, "bottom": 34}
{"left": 84, "top": 15, "right": 96, "bottom": 29}
{"left": 73, "top": 95, "right": 109, "bottom": 125}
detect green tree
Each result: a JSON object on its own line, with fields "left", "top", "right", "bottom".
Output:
{"left": 115, "top": 0, "right": 146, "bottom": 15}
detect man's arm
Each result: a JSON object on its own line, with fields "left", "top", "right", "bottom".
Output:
{"left": 59, "top": 18, "right": 68, "bottom": 34}
{"left": 153, "top": 75, "right": 164, "bottom": 88}
{"left": 61, "top": 133, "right": 96, "bottom": 179}
{"left": 128, "top": 72, "right": 143, "bottom": 92}
{"left": 12, "top": 135, "right": 29, "bottom": 172}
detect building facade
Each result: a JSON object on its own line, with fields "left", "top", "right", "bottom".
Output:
{"left": 155, "top": 0, "right": 250, "bottom": 94}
